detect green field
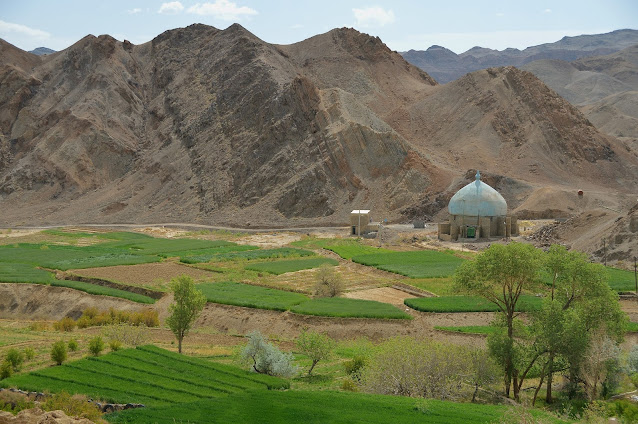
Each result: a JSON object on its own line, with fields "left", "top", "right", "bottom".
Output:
{"left": 325, "top": 245, "right": 393, "bottom": 260}
{"left": 0, "top": 345, "right": 287, "bottom": 407}
{"left": 51, "top": 280, "right": 156, "bottom": 304}
{"left": 245, "top": 257, "right": 338, "bottom": 275}
{"left": 290, "top": 297, "right": 412, "bottom": 319}
{"left": 196, "top": 282, "right": 309, "bottom": 311}
{"left": 607, "top": 267, "right": 638, "bottom": 292}
{"left": 434, "top": 325, "right": 497, "bottom": 335}
{"left": 352, "top": 250, "right": 465, "bottom": 278}
{"left": 181, "top": 247, "right": 313, "bottom": 264}
{"left": 107, "top": 388, "right": 564, "bottom": 424}
{"left": 405, "top": 295, "right": 542, "bottom": 313}
{"left": 0, "top": 263, "right": 55, "bottom": 284}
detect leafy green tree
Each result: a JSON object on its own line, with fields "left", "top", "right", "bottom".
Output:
{"left": 4, "top": 348, "right": 24, "bottom": 372}
{"left": 166, "top": 275, "right": 207, "bottom": 354}
{"left": 454, "top": 242, "right": 543, "bottom": 399}
{"left": 67, "top": 339, "right": 79, "bottom": 352}
{"left": 50, "top": 340, "right": 67, "bottom": 365}
{"left": 296, "top": 329, "right": 335, "bottom": 375}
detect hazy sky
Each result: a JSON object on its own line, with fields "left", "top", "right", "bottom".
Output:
{"left": 1, "top": 0, "right": 637, "bottom": 53}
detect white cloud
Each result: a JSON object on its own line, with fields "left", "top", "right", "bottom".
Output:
{"left": 291, "top": 24, "right": 303, "bottom": 29}
{"left": 496, "top": 12, "right": 505, "bottom": 17}
{"left": 352, "top": 6, "right": 395, "bottom": 28}
{"left": 187, "top": 1, "right": 258, "bottom": 21}
{"left": 543, "top": 8, "right": 552, "bottom": 13}
{"left": 158, "top": 2, "right": 184, "bottom": 14}
{"left": 0, "top": 20, "right": 50, "bottom": 39}
{"left": 127, "top": 8, "right": 142, "bottom": 14}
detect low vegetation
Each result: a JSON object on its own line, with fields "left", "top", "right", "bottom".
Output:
{"left": 180, "top": 247, "right": 312, "bottom": 264}
{"left": 245, "top": 257, "right": 337, "bottom": 275}
{"left": 352, "top": 250, "right": 465, "bottom": 278}
{"left": 51, "top": 280, "right": 156, "bottom": 304}
{"left": 75, "top": 307, "right": 160, "bottom": 329}
{"left": 290, "top": 297, "right": 411, "bottom": 319}
{"left": 405, "top": 295, "right": 542, "bottom": 313}
{"left": 197, "top": 281, "right": 309, "bottom": 311}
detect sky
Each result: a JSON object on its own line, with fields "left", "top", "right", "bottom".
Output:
{"left": 1, "top": 0, "right": 637, "bottom": 54}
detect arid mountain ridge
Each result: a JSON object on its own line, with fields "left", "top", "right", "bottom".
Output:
{"left": 1, "top": 24, "right": 638, "bottom": 262}
{"left": 402, "top": 29, "right": 638, "bottom": 84}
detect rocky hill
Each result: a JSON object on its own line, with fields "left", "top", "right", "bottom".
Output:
{"left": 402, "top": 29, "right": 638, "bottom": 84}
{"left": 522, "top": 44, "right": 638, "bottom": 145}
{"left": 1, "top": 25, "right": 638, "bottom": 242}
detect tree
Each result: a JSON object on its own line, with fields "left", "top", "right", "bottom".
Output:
{"left": 454, "top": 242, "right": 544, "bottom": 399}
{"left": 241, "top": 330, "right": 298, "bottom": 377}
{"left": 51, "top": 340, "right": 67, "bottom": 365}
{"left": 166, "top": 275, "right": 207, "bottom": 354}
{"left": 296, "top": 329, "right": 335, "bottom": 375}
{"left": 4, "top": 348, "right": 24, "bottom": 372}
{"left": 314, "top": 264, "right": 344, "bottom": 298}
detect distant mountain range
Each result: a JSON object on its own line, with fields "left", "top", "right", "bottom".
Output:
{"left": 29, "top": 47, "right": 55, "bottom": 56}
{"left": 402, "top": 29, "right": 638, "bottom": 84}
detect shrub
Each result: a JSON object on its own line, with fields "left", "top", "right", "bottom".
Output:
{"left": 41, "top": 391, "right": 103, "bottom": 422}
{"left": 68, "top": 339, "right": 79, "bottom": 352}
{"left": 314, "top": 264, "right": 344, "bottom": 298}
{"left": 53, "top": 316, "right": 76, "bottom": 332}
{"left": 0, "top": 390, "right": 33, "bottom": 412}
{"left": 628, "top": 345, "right": 638, "bottom": 374}
{"left": 241, "top": 330, "right": 298, "bottom": 378}
{"left": 89, "top": 336, "right": 104, "bottom": 357}
{"left": 76, "top": 307, "right": 160, "bottom": 329}
{"left": 23, "top": 347, "right": 35, "bottom": 361}
{"left": 51, "top": 340, "right": 67, "bottom": 365}
{"left": 28, "top": 321, "right": 49, "bottom": 331}
{"left": 4, "top": 348, "right": 24, "bottom": 372}
{"left": 101, "top": 323, "right": 148, "bottom": 347}
{"left": 109, "top": 340, "right": 122, "bottom": 352}
{"left": 344, "top": 355, "right": 368, "bottom": 382}
{"left": 341, "top": 378, "right": 359, "bottom": 392}
{"left": 0, "top": 362, "right": 11, "bottom": 380}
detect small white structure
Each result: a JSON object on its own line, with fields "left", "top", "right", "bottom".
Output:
{"left": 350, "top": 210, "right": 379, "bottom": 236}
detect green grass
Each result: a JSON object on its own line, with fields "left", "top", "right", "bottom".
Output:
{"left": 405, "top": 295, "right": 543, "bottom": 313}
{"left": 607, "top": 267, "right": 638, "bottom": 292}
{"left": 627, "top": 322, "right": 638, "bottom": 332}
{"left": 352, "top": 250, "right": 465, "bottom": 278}
{"left": 99, "top": 238, "right": 237, "bottom": 256}
{"left": 245, "top": 258, "right": 338, "bottom": 275}
{"left": 0, "top": 263, "right": 55, "bottom": 284}
{"left": 434, "top": 325, "right": 497, "bottom": 335}
{"left": 0, "top": 243, "right": 160, "bottom": 270}
{"left": 181, "top": 247, "right": 313, "bottom": 264}
{"left": 290, "top": 297, "right": 412, "bottom": 319}
{"left": 196, "top": 282, "right": 308, "bottom": 311}
{"left": 107, "top": 389, "right": 565, "bottom": 424}
{"left": 325, "top": 245, "right": 393, "bottom": 260}
{"left": 0, "top": 345, "right": 287, "bottom": 408}
{"left": 51, "top": 280, "right": 156, "bottom": 304}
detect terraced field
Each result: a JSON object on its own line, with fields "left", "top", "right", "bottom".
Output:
{"left": 405, "top": 295, "right": 543, "bottom": 313}
{"left": 0, "top": 345, "right": 287, "bottom": 407}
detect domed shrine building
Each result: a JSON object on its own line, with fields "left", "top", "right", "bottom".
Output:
{"left": 438, "top": 171, "right": 518, "bottom": 241}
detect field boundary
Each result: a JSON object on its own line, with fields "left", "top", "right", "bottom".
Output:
{"left": 56, "top": 272, "right": 164, "bottom": 299}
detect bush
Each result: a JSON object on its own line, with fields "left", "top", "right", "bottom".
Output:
{"left": 0, "top": 390, "right": 33, "bottom": 412}
{"left": 68, "top": 339, "right": 79, "bottom": 352}
{"left": 4, "top": 348, "right": 24, "bottom": 372}
{"left": 344, "top": 355, "right": 368, "bottom": 382}
{"left": 28, "top": 321, "right": 49, "bottom": 331}
{"left": 101, "top": 323, "right": 148, "bottom": 347}
{"left": 341, "top": 378, "right": 359, "bottom": 392}
{"left": 51, "top": 340, "right": 67, "bottom": 365}
{"left": 41, "top": 391, "right": 103, "bottom": 422}
{"left": 53, "top": 316, "right": 76, "bottom": 332}
{"left": 0, "top": 362, "right": 12, "bottom": 380}
{"left": 89, "top": 336, "right": 104, "bottom": 357}
{"left": 109, "top": 340, "right": 122, "bottom": 352}
{"left": 314, "top": 264, "right": 344, "bottom": 298}
{"left": 76, "top": 307, "right": 159, "bottom": 328}
{"left": 241, "top": 330, "right": 298, "bottom": 378}
{"left": 628, "top": 345, "right": 638, "bottom": 374}
{"left": 23, "top": 347, "right": 35, "bottom": 361}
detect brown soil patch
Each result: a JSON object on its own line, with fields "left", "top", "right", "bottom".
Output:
{"left": 344, "top": 287, "right": 416, "bottom": 306}
{"left": 0, "top": 284, "right": 147, "bottom": 320}
{"left": 70, "top": 262, "right": 216, "bottom": 289}
{"left": 235, "top": 232, "right": 302, "bottom": 248}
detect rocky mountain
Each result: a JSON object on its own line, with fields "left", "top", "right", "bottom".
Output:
{"left": 29, "top": 47, "right": 55, "bottom": 56}
{"left": 402, "top": 29, "right": 638, "bottom": 84}
{"left": 1, "top": 25, "right": 638, "bottom": 247}
{"left": 522, "top": 44, "right": 638, "bottom": 145}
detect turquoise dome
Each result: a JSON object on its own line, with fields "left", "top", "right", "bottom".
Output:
{"left": 448, "top": 171, "right": 507, "bottom": 217}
